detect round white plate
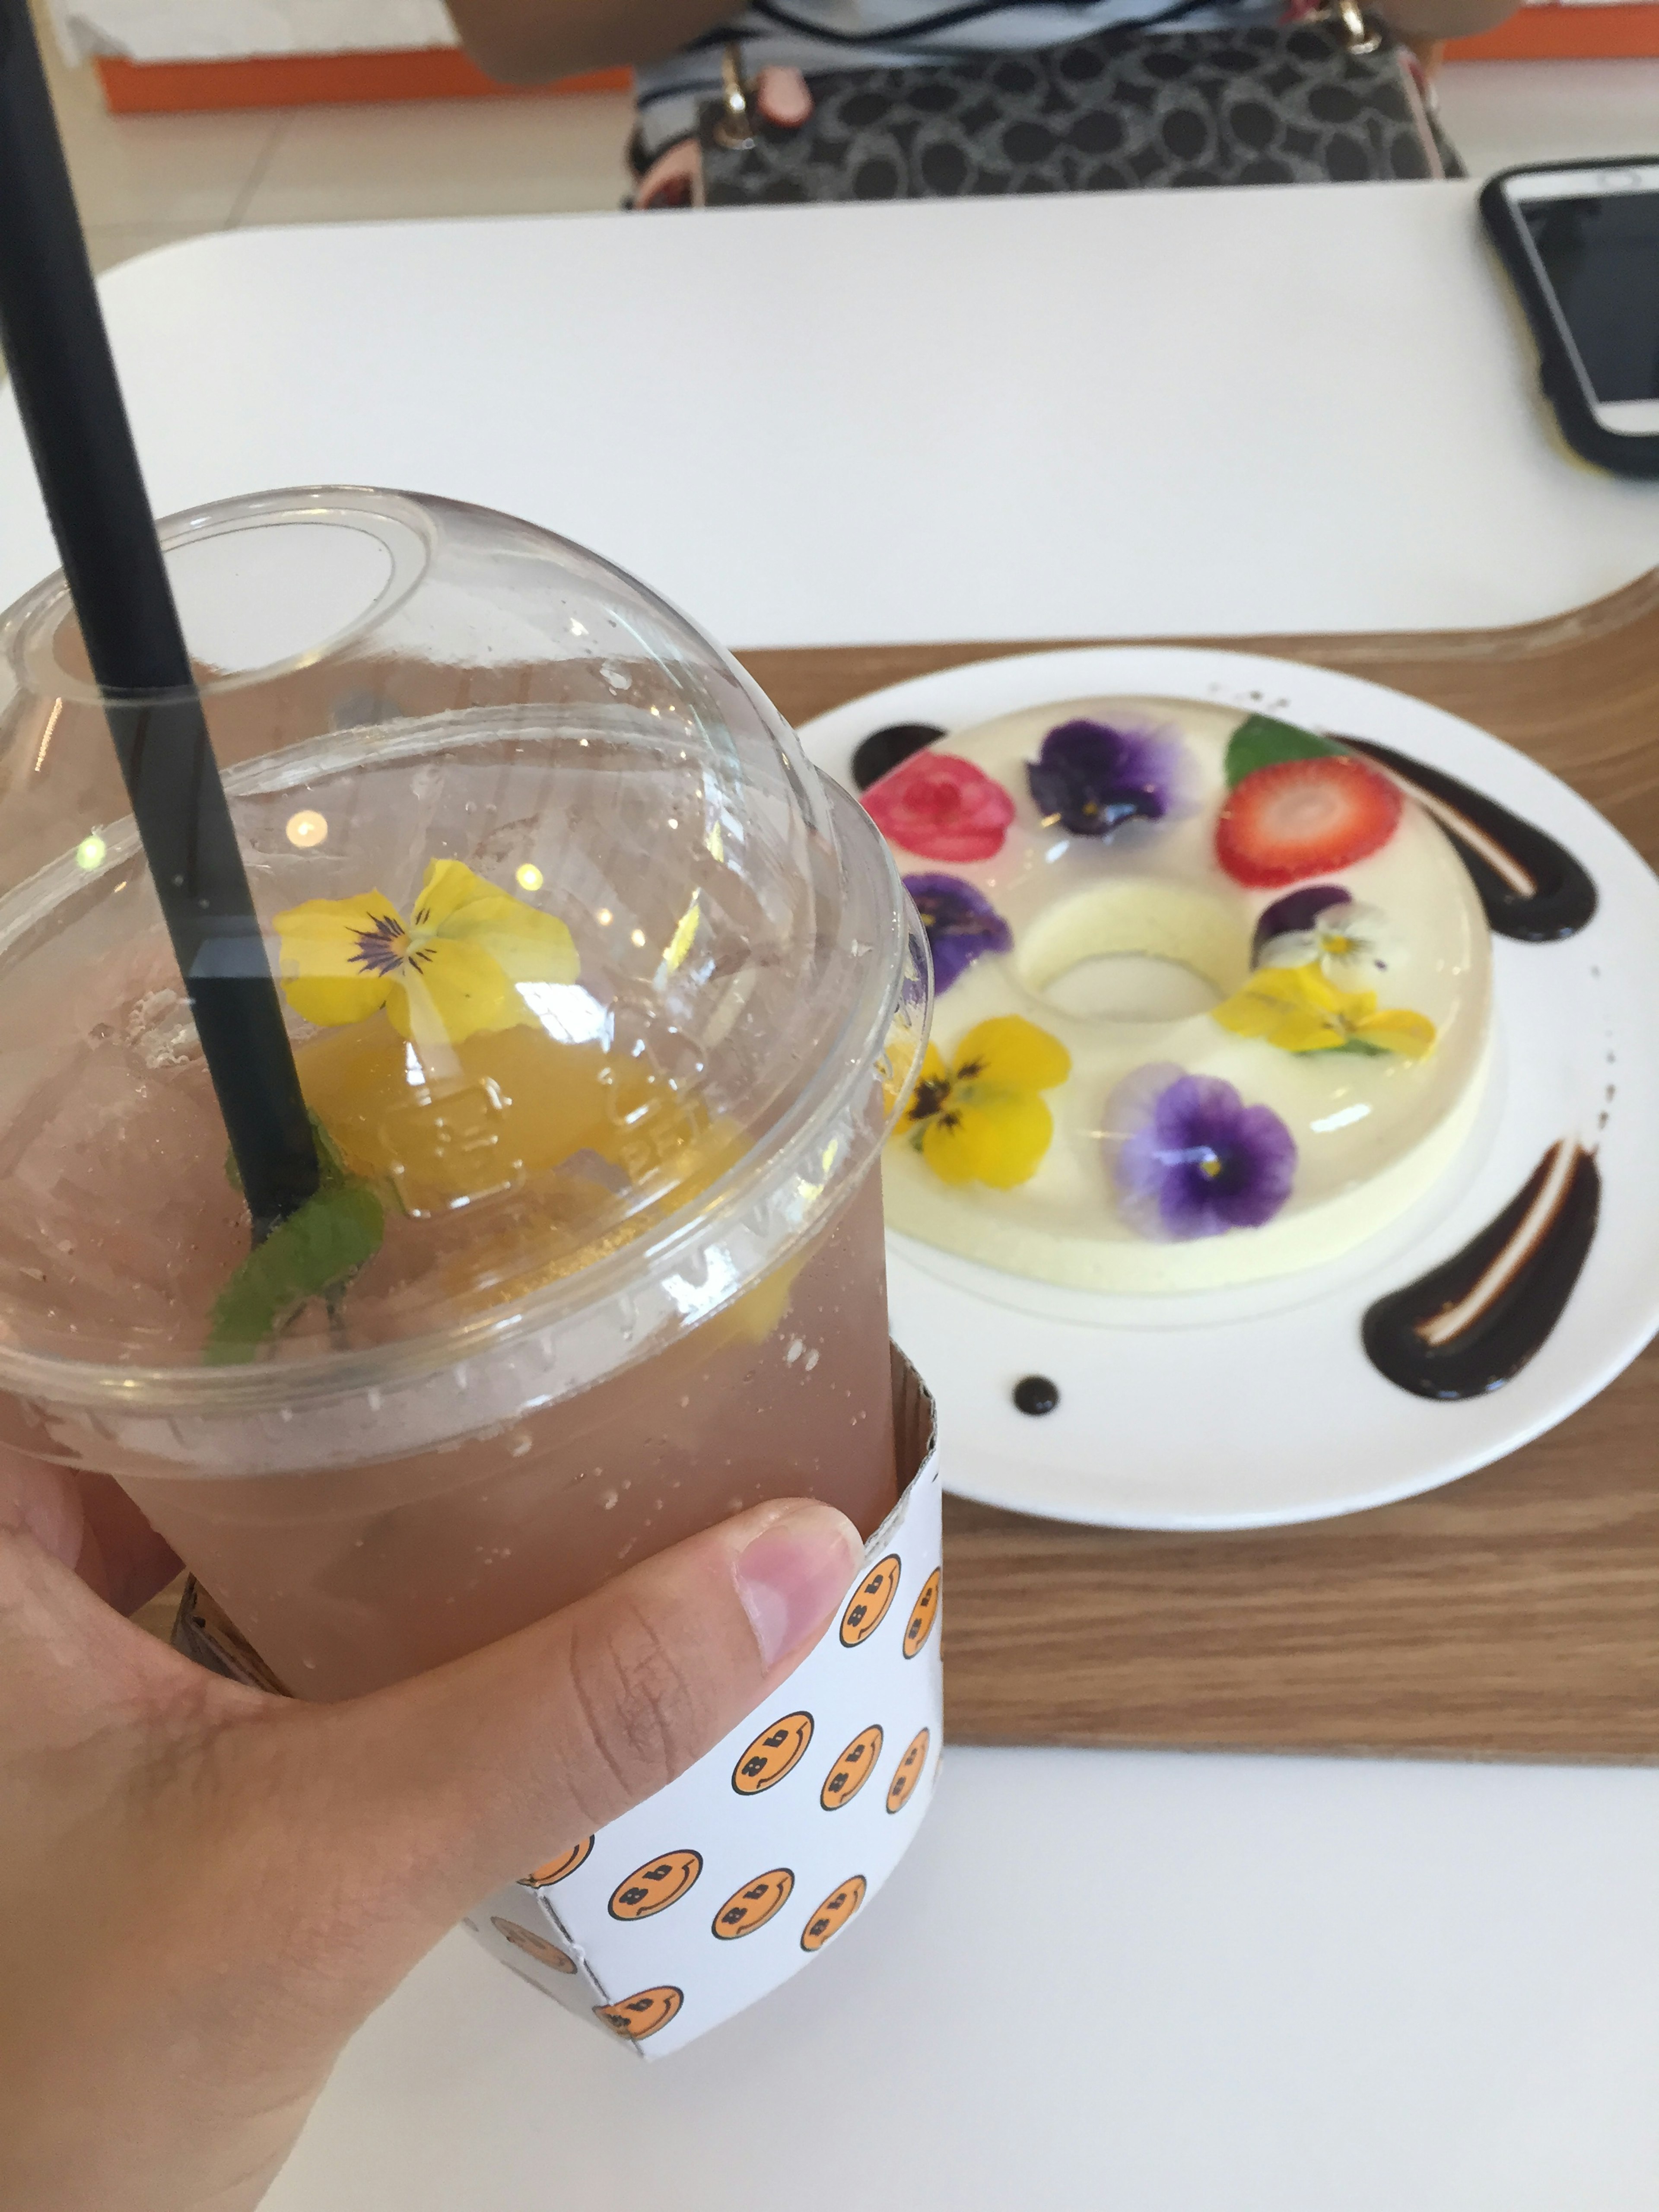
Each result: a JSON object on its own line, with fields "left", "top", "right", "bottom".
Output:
{"left": 801, "top": 646, "right": 1659, "bottom": 1529}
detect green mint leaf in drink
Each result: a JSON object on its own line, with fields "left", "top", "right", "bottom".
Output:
{"left": 309, "top": 1113, "right": 353, "bottom": 1190}
{"left": 205, "top": 1181, "right": 385, "bottom": 1365}
{"left": 226, "top": 1111, "right": 349, "bottom": 1202}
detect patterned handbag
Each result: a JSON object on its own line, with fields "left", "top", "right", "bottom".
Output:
{"left": 695, "top": 6, "right": 1461, "bottom": 201}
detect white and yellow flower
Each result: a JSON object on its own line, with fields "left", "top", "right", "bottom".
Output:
{"left": 1256, "top": 898, "right": 1395, "bottom": 984}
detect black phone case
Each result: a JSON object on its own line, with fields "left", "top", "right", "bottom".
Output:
{"left": 1479, "top": 160, "right": 1659, "bottom": 482}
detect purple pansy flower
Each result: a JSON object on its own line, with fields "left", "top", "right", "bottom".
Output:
{"left": 904, "top": 872, "right": 1013, "bottom": 993}
{"left": 1104, "top": 1063, "right": 1297, "bottom": 1241}
{"left": 1249, "top": 883, "right": 1350, "bottom": 967}
{"left": 1026, "top": 718, "right": 1185, "bottom": 839}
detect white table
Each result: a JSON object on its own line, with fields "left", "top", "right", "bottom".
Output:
{"left": 5, "top": 183, "right": 1659, "bottom": 639}
{"left": 6, "top": 184, "right": 1659, "bottom": 2210}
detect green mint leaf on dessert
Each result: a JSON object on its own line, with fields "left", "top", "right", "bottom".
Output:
{"left": 1224, "top": 715, "right": 1342, "bottom": 789}
{"left": 205, "top": 1182, "right": 385, "bottom": 1366}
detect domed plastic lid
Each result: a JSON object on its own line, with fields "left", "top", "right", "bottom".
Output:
{"left": 0, "top": 489, "right": 923, "bottom": 1412}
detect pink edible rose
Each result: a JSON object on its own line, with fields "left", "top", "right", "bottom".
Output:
{"left": 864, "top": 750, "right": 1015, "bottom": 863}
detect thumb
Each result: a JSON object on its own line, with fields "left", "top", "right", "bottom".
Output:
{"left": 289, "top": 1496, "right": 864, "bottom": 1939}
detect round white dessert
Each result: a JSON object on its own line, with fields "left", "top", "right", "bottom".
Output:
{"left": 875, "top": 695, "right": 1492, "bottom": 1291}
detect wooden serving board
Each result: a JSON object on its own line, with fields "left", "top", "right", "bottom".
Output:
{"left": 738, "top": 572, "right": 1659, "bottom": 1764}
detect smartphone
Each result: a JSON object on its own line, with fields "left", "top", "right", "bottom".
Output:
{"left": 1480, "top": 158, "right": 1659, "bottom": 478}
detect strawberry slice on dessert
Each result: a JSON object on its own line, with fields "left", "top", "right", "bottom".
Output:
{"left": 1215, "top": 753, "right": 1402, "bottom": 888}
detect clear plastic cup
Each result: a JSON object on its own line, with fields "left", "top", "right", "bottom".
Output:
{"left": 0, "top": 488, "right": 928, "bottom": 1697}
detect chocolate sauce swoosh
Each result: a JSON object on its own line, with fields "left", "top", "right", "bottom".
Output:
{"left": 1340, "top": 735, "right": 1597, "bottom": 943}
{"left": 1362, "top": 1142, "right": 1600, "bottom": 1401}
{"left": 851, "top": 723, "right": 945, "bottom": 792}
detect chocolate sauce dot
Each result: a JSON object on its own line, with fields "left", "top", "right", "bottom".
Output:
{"left": 1013, "top": 1375, "right": 1060, "bottom": 1416}
{"left": 850, "top": 722, "right": 945, "bottom": 791}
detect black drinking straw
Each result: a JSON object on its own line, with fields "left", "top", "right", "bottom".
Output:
{"left": 0, "top": 0, "right": 318, "bottom": 1237}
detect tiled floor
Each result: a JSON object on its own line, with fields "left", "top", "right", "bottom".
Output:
{"left": 32, "top": 12, "right": 633, "bottom": 276}
{"left": 1439, "top": 56, "right": 1659, "bottom": 170}
{"left": 26, "top": 0, "right": 1659, "bottom": 279}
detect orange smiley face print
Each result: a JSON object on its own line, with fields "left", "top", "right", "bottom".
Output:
{"left": 594, "top": 1986, "right": 683, "bottom": 2041}
{"left": 711, "top": 1867, "right": 795, "bottom": 1940}
{"left": 839, "top": 1554, "right": 900, "bottom": 1646}
{"left": 520, "top": 1835, "right": 593, "bottom": 1888}
{"left": 490, "top": 1917, "right": 577, "bottom": 1974}
{"left": 608, "top": 1850, "right": 703, "bottom": 1922}
{"left": 731, "top": 1710, "right": 814, "bottom": 1795}
{"left": 885, "top": 1726, "right": 930, "bottom": 1813}
{"left": 902, "top": 1567, "right": 941, "bottom": 1659}
{"left": 801, "top": 1875, "right": 868, "bottom": 1951}
{"left": 820, "top": 1724, "right": 884, "bottom": 1811}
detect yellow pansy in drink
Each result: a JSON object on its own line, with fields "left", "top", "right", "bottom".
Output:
{"left": 293, "top": 1019, "right": 635, "bottom": 1211}
{"left": 273, "top": 858, "right": 578, "bottom": 1048}
{"left": 277, "top": 858, "right": 817, "bottom": 1346}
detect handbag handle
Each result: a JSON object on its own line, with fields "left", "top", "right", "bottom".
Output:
{"left": 1329, "top": 0, "right": 1384, "bottom": 51}
{"left": 710, "top": 42, "right": 758, "bottom": 149}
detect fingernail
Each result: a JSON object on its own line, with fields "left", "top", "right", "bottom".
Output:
{"left": 734, "top": 1503, "right": 863, "bottom": 1669}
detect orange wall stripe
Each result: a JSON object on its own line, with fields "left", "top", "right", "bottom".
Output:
{"left": 88, "top": 12, "right": 1659, "bottom": 105}
{"left": 94, "top": 49, "right": 629, "bottom": 113}
{"left": 1446, "top": 3, "right": 1659, "bottom": 58}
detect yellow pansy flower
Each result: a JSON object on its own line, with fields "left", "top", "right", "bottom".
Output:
{"left": 294, "top": 1019, "right": 631, "bottom": 1208}
{"left": 274, "top": 859, "right": 578, "bottom": 1047}
{"left": 896, "top": 1015, "right": 1071, "bottom": 1189}
{"left": 1212, "top": 961, "right": 1436, "bottom": 1060}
